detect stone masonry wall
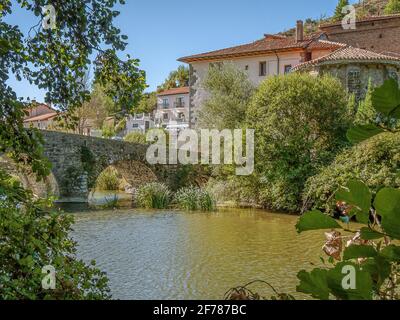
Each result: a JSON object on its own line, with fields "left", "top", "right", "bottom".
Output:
{"left": 321, "top": 16, "right": 400, "bottom": 56}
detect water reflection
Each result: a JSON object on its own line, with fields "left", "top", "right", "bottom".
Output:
{"left": 71, "top": 208, "right": 329, "bottom": 300}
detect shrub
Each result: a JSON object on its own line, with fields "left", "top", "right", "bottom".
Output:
{"left": 303, "top": 132, "right": 400, "bottom": 214}
{"left": 246, "top": 73, "right": 349, "bottom": 212}
{"left": 136, "top": 182, "right": 171, "bottom": 209}
{"left": 174, "top": 186, "right": 216, "bottom": 211}
{"left": 124, "top": 131, "right": 147, "bottom": 144}
{"left": 206, "top": 176, "right": 260, "bottom": 207}
{"left": 96, "top": 167, "right": 122, "bottom": 191}
{"left": 0, "top": 171, "right": 110, "bottom": 299}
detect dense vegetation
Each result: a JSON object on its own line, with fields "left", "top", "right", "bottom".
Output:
{"left": 174, "top": 186, "right": 215, "bottom": 211}
{"left": 0, "top": 0, "right": 147, "bottom": 299}
{"left": 246, "top": 73, "right": 349, "bottom": 212}
{"left": 303, "top": 132, "right": 400, "bottom": 214}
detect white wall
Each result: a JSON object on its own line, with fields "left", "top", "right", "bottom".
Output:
{"left": 155, "top": 93, "right": 190, "bottom": 125}
{"left": 189, "top": 51, "right": 303, "bottom": 123}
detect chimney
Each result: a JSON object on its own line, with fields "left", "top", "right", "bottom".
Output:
{"left": 296, "top": 20, "right": 304, "bottom": 42}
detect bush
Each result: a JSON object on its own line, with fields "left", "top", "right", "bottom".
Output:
{"left": 96, "top": 167, "right": 122, "bottom": 191}
{"left": 246, "top": 73, "right": 349, "bottom": 212}
{"left": 303, "top": 132, "right": 400, "bottom": 214}
{"left": 136, "top": 182, "right": 171, "bottom": 209}
{"left": 206, "top": 176, "right": 260, "bottom": 207}
{"left": 124, "top": 131, "right": 147, "bottom": 144}
{"left": 174, "top": 186, "right": 216, "bottom": 211}
{"left": 0, "top": 171, "right": 110, "bottom": 299}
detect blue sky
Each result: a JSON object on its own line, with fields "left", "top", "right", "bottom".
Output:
{"left": 7, "top": 0, "right": 358, "bottom": 102}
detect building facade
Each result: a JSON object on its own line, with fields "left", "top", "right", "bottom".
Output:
{"left": 292, "top": 46, "right": 400, "bottom": 101}
{"left": 23, "top": 103, "right": 58, "bottom": 130}
{"left": 154, "top": 87, "right": 190, "bottom": 132}
{"left": 125, "top": 113, "right": 155, "bottom": 135}
{"left": 320, "top": 14, "right": 400, "bottom": 57}
{"left": 179, "top": 21, "right": 343, "bottom": 126}
{"left": 179, "top": 15, "right": 400, "bottom": 127}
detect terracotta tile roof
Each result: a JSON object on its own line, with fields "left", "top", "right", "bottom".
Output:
{"left": 157, "top": 86, "right": 189, "bottom": 96}
{"left": 178, "top": 33, "right": 342, "bottom": 62}
{"left": 307, "top": 39, "right": 346, "bottom": 50}
{"left": 24, "top": 112, "right": 58, "bottom": 122}
{"left": 320, "top": 14, "right": 400, "bottom": 28}
{"left": 292, "top": 46, "right": 400, "bottom": 71}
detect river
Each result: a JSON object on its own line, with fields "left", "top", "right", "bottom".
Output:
{"left": 68, "top": 202, "right": 329, "bottom": 300}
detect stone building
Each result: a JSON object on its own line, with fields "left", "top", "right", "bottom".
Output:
{"left": 178, "top": 14, "right": 400, "bottom": 126}
{"left": 154, "top": 86, "right": 190, "bottom": 132}
{"left": 319, "top": 14, "right": 400, "bottom": 57}
{"left": 292, "top": 46, "right": 400, "bottom": 100}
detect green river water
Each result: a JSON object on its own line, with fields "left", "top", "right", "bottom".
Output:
{"left": 69, "top": 202, "right": 330, "bottom": 300}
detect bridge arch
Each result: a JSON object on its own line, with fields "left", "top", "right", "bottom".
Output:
{"left": 0, "top": 156, "right": 59, "bottom": 198}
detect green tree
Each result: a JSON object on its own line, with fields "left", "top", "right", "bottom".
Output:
{"left": 354, "top": 79, "right": 378, "bottom": 125}
{"left": 0, "top": 0, "right": 147, "bottom": 299}
{"left": 197, "top": 62, "right": 254, "bottom": 129}
{"left": 246, "top": 73, "right": 349, "bottom": 211}
{"left": 384, "top": 0, "right": 400, "bottom": 14}
{"left": 137, "top": 92, "right": 157, "bottom": 113}
{"left": 158, "top": 65, "right": 189, "bottom": 91}
{"left": 333, "top": 0, "right": 350, "bottom": 21}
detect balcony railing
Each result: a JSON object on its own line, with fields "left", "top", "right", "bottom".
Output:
{"left": 161, "top": 103, "right": 170, "bottom": 109}
{"left": 174, "top": 101, "right": 185, "bottom": 108}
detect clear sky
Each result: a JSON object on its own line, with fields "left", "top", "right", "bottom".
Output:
{"left": 7, "top": 0, "right": 359, "bottom": 102}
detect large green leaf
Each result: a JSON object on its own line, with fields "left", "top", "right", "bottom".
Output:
{"left": 335, "top": 180, "right": 371, "bottom": 223}
{"left": 296, "top": 210, "right": 342, "bottom": 233}
{"left": 374, "top": 188, "right": 400, "bottom": 239}
{"left": 371, "top": 78, "right": 400, "bottom": 116}
{"left": 343, "top": 245, "right": 377, "bottom": 260}
{"left": 346, "top": 125, "right": 385, "bottom": 144}
{"left": 360, "top": 227, "right": 385, "bottom": 240}
{"left": 361, "top": 257, "right": 392, "bottom": 289}
{"left": 296, "top": 269, "right": 329, "bottom": 300}
{"left": 380, "top": 245, "right": 400, "bottom": 262}
{"left": 326, "top": 262, "right": 373, "bottom": 300}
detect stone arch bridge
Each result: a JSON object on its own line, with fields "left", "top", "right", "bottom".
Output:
{"left": 3, "top": 131, "right": 206, "bottom": 202}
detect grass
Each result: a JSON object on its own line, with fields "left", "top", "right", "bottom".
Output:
{"left": 174, "top": 186, "right": 216, "bottom": 211}
{"left": 96, "top": 167, "right": 122, "bottom": 191}
{"left": 136, "top": 182, "right": 172, "bottom": 209}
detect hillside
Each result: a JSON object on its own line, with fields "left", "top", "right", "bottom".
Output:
{"left": 279, "top": 0, "right": 390, "bottom": 36}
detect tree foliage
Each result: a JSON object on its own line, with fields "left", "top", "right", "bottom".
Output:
{"left": 198, "top": 62, "right": 254, "bottom": 130}
{"left": 333, "top": 0, "right": 350, "bottom": 22}
{"left": 0, "top": 172, "right": 110, "bottom": 299}
{"left": 158, "top": 65, "right": 189, "bottom": 92}
{"left": 384, "top": 0, "right": 400, "bottom": 14}
{"left": 0, "top": 0, "right": 148, "bottom": 299}
{"left": 296, "top": 79, "right": 400, "bottom": 300}
{"left": 246, "top": 73, "right": 349, "bottom": 211}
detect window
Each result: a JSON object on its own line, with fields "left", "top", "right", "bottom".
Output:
{"left": 259, "top": 62, "right": 267, "bottom": 76}
{"left": 389, "top": 70, "right": 398, "bottom": 83}
{"left": 209, "top": 62, "right": 223, "bottom": 70}
{"left": 284, "top": 65, "right": 292, "bottom": 74}
{"left": 163, "top": 113, "right": 169, "bottom": 120}
{"left": 245, "top": 65, "right": 249, "bottom": 71}
{"left": 175, "top": 97, "right": 184, "bottom": 108}
{"left": 162, "top": 98, "right": 169, "bottom": 108}
{"left": 132, "top": 123, "right": 139, "bottom": 128}
{"left": 347, "top": 69, "right": 361, "bottom": 100}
